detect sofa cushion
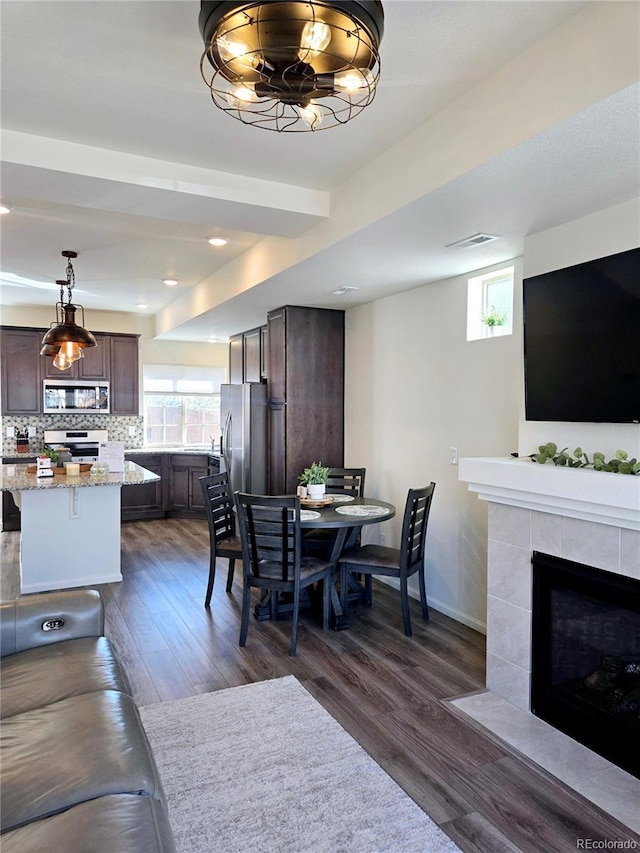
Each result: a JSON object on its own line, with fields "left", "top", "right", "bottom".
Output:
{"left": 1, "top": 690, "right": 166, "bottom": 832}
{"left": 0, "top": 794, "right": 177, "bottom": 853}
{"left": 0, "top": 636, "right": 132, "bottom": 719}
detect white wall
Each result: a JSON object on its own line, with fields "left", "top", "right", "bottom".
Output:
{"left": 345, "top": 259, "right": 523, "bottom": 631}
{"left": 519, "top": 198, "right": 640, "bottom": 460}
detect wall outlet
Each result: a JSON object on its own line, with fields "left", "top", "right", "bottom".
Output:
{"left": 6, "top": 426, "right": 14, "bottom": 438}
{"left": 28, "top": 426, "right": 37, "bottom": 437}
{"left": 128, "top": 426, "right": 136, "bottom": 436}
{"left": 449, "top": 446, "right": 458, "bottom": 465}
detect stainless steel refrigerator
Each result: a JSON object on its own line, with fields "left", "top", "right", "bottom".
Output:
{"left": 220, "top": 383, "right": 268, "bottom": 496}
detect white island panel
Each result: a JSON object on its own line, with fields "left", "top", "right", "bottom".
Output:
{"left": 1, "top": 462, "right": 160, "bottom": 596}
{"left": 20, "top": 485, "right": 123, "bottom": 593}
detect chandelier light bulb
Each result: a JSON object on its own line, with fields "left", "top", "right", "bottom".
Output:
{"left": 296, "top": 101, "right": 324, "bottom": 130}
{"left": 52, "top": 342, "right": 83, "bottom": 370}
{"left": 299, "top": 19, "right": 331, "bottom": 57}
{"left": 226, "top": 82, "right": 259, "bottom": 108}
{"left": 334, "top": 67, "right": 374, "bottom": 92}
{"left": 216, "top": 32, "right": 259, "bottom": 69}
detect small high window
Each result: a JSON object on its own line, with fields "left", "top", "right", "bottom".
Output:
{"left": 467, "top": 265, "right": 514, "bottom": 341}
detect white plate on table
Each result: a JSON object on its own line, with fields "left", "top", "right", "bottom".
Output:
{"left": 300, "top": 509, "right": 321, "bottom": 520}
{"left": 334, "top": 505, "right": 389, "bottom": 518}
{"left": 329, "top": 494, "right": 355, "bottom": 503}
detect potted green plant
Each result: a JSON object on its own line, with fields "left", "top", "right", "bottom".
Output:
{"left": 481, "top": 305, "right": 507, "bottom": 335}
{"left": 299, "top": 461, "right": 329, "bottom": 499}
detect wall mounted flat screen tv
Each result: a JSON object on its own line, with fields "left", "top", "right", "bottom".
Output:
{"left": 523, "top": 247, "right": 640, "bottom": 423}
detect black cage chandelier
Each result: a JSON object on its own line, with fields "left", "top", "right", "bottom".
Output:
{"left": 40, "top": 251, "right": 97, "bottom": 371}
{"left": 199, "top": 0, "right": 384, "bottom": 132}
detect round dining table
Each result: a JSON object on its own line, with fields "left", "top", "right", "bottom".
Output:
{"left": 253, "top": 495, "right": 396, "bottom": 630}
{"left": 302, "top": 496, "right": 395, "bottom": 628}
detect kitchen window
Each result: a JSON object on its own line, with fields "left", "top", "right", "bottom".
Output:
{"left": 143, "top": 365, "right": 225, "bottom": 447}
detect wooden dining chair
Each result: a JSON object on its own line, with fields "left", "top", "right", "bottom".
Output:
{"left": 326, "top": 467, "right": 366, "bottom": 496}
{"left": 304, "top": 467, "right": 366, "bottom": 557}
{"left": 235, "top": 492, "right": 335, "bottom": 656}
{"left": 338, "top": 483, "right": 436, "bottom": 637}
{"left": 199, "top": 472, "right": 242, "bottom": 607}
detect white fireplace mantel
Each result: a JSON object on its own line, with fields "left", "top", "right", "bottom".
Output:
{"left": 459, "top": 456, "right": 640, "bottom": 531}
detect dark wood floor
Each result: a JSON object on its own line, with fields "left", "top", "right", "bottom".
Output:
{"left": 4, "top": 518, "right": 637, "bottom": 851}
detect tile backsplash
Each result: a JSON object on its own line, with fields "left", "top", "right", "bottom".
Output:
{"left": 2, "top": 415, "right": 144, "bottom": 457}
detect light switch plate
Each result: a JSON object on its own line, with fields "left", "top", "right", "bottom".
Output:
{"left": 28, "top": 426, "right": 37, "bottom": 437}
{"left": 6, "top": 426, "right": 14, "bottom": 438}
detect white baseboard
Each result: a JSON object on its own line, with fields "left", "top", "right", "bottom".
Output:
{"left": 377, "top": 577, "right": 487, "bottom": 635}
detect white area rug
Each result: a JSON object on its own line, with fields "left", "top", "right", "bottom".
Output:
{"left": 140, "top": 675, "right": 460, "bottom": 853}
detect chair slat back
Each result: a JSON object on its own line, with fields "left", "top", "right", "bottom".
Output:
{"left": 200, "top": 472, "right": 236, "bottom": 544}
{"left": 400, "top": 483, "right": 435, "bottom": 573}
{"left": 236, "top": 494, "right": 301, "bottom": 583}
{"left": 326, "top": 467, "right": 366, "bottom": 497}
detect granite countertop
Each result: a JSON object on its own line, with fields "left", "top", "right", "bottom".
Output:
{"left": 1, "top": 462, "right": 160, "bottom": 492}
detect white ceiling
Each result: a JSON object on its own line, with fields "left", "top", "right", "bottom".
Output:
{"left": 1, "top": 1, "right": 639, "bottom": 341}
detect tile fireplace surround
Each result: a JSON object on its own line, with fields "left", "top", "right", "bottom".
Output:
{"left": 458, "top": 457, "right": 640, "bottom": 833}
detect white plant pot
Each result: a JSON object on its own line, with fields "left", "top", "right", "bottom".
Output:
{"left": 307, "top": 484, "right": 325, "bottom": 500}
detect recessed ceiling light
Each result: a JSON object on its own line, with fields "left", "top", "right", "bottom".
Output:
{"left": 162, "top": 278, "right": 178, "bottom": 287}
{"left": 0, "top": 205, "right": 11, "bottom": 215}
{"left": 207, "top": 336, "right": 219, "bottom": 343}
{"left": 208, "top": 237, "right": 228, "bottom": 247}
{"left": 136, "top": 301, "right": 147, "bottom": 309}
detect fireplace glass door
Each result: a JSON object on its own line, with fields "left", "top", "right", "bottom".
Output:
{"left": 531, "top": 551, "right": 640, "bottom": 779}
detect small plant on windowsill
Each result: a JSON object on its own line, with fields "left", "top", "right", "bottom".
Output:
{"left": 481, "top": 305, "right": 507, "bottom": 328}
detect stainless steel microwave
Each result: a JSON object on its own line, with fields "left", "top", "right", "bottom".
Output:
{"left": 43, "top": 380, "right": 110, "bottom": 414}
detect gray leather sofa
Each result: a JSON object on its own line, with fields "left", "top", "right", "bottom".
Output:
{"left": 0, "top": 589, "right": 176, "bottom": 852}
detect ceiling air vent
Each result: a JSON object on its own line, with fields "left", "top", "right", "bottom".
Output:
{"left": 445, "top": 233, "right": 500, "bottom": 249}
{"left": 330, "top": 285, "right": 360, "bottom": 296}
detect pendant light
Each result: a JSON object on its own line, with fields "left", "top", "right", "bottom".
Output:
{"left": 199, "top": 1, "right": 384, "bottom": 132}
{"left": 40, "top": 251, "right": 97, "bottom": 371}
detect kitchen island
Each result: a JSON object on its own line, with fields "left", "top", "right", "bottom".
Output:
{"left": 0, "top": 462, "right": 160, "bottom": 594}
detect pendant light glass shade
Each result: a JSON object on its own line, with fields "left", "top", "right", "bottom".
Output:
{"left": 40, "top": 252, "right": 97, "bottom": 371}
{"left": 199, "top": 1, "right": 384, "bottom": 132}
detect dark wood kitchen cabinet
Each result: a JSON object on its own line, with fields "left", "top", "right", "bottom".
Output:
{"left": 1, "top": 456, "right": 37, "bottom": 531}
{"left": 267, "top": 306, "right": 344, "bottom": 494}
{"left": 229, "top": 325, "right": 268, "bottom": 383}
{"left": 1, "top": 326, "right": 139, "bottom": 415}
{"left": 229, "top": 333, "right": 244, "bottom": 383}
{"left": 110, "top": 334, "right": 140, "bottom": 415}
{"left": 1, "top": 327, "right": 43, "bottom": 415}
{"left": 167, "top": 453, "right": 209, "bottom": 517}
{"left": 2, "top": 491, "right": 21, "bottom": 531}
{"left": 121, "top": 453, "right": 165, "bottom": 521}
{"left": 243, "top": 327, "right": 262, "bottom": 383}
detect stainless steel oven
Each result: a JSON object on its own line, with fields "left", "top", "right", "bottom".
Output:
{"left": 43, "top": 379, "right": 110, "bottom": 413}
{"left": 43, "top": 429, "right": 109, "bottom": 462}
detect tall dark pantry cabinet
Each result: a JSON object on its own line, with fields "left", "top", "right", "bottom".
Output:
{"left": 267, "top": 306, "right": 344, "bottom": 494}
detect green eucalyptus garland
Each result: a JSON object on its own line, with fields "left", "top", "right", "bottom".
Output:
{"left": 529, "top": 442, "right": 640, "bottom": 475}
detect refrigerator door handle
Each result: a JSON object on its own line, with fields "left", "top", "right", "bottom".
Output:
{"left": 222, "top": 411, "right": 232, "bottom": 475}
